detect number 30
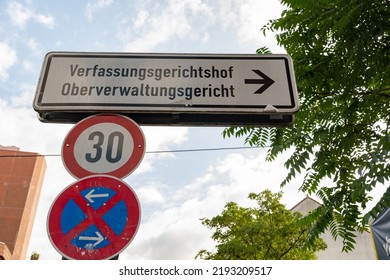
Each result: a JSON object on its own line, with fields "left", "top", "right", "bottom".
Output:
{"left": 85, "top": 131, "right": 124, "bottom": 163}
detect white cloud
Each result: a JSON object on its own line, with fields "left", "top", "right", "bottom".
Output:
{"left": 234, "top": 0, "right": 285, "bottom": 52}
{"left": 120, "top": 0, "right": 215, "bottom": 52}
{"left": 7, "top": 2, "right": 30, "bottom": 27}
{"left": 85, "top": 0, "right": 114, "bottom": 21}
{"left": 131, "top": 126, "right": 189, "bottom": 175}
{"left": 0, "top": 99, "right": 69, "bottom": 154}
{"left": 117, "top": 0, "right": 285, "bottom": 53}
{"left": 125, "top": 196, "right": 213, "bottom": 259}
{"left": 26, "top": 37, "right": 42, "bottom": 55}
{"left": 0, "top": 42, "right": 17, "bottom": 80}
{"left": 136, "top": 182, "right": 166, "bottom": 204}
{"left": 7, "top": 1, "right": 55, "bottom": 29}
{"left": 214, "top": 0, "right": 285, "bottom": 52}
{"left": 142, "top": 126, "right": 189, "bottom": 152}
{"left": 34, "top": 13, "right": 55, "bottom": 29}
{"left": 22, "top": 59, "right": 34, "bottom": 72}
{"left": 132, "top": 10, "right": 149, "bottom": 30}
{"left": 10, "top": 84, "right": 35, "bottom": 107}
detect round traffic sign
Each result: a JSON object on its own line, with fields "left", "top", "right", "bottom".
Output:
{"left": 47, "top": 175, "right": 141, "bottom": 260}
{"left": 62, "top": 114, "right": 145, "bottom": 179}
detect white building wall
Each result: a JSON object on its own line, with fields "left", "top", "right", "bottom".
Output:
{"left": 290, "top": 196, "right": 376, "bottom": 260}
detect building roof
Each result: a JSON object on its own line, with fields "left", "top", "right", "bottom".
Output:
{"left": 290, "top": 195, "right": 322, "bottom": 216}
{"left": 0, "top": 145, "right": 20, "bottom": 151}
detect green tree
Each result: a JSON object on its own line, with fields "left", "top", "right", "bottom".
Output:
{"left": 224, "top": 0, "right": 389, "bottom": 251}
{"left": 196, "top": 190, "right": 326, "bottom": 260}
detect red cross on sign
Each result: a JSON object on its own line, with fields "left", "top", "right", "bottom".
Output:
{"left": 47, "top": 175, "right": 140, "bottom": 260}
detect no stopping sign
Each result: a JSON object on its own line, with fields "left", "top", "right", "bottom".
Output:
{"left": 47, "top": 175, "right": 141, "bottom": 260}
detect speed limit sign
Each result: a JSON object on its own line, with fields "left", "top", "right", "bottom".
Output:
{"left": 62, "top": 114, "right": 145, "bottom": 179}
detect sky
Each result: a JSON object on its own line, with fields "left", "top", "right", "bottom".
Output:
{"left": 0, "top": 0, "right": 380, "bottom": 261}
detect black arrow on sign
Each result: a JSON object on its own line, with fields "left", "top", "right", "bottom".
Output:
{"left": 244, "top": 70, "right": 275, "bottom": 94}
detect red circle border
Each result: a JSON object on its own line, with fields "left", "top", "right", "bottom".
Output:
{"left": 62, "top": 114, "right": 145, "bottom": 179}
{"left": 47, "top": 175, "right": 141, "bottom": 260}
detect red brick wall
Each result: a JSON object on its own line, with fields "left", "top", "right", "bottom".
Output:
{"left": 0, "top": 148, "right": 46, "bottom": 260}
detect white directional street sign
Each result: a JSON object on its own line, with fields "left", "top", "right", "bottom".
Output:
{"left": 34, "top": 52, "right": 299, "bottom": 126}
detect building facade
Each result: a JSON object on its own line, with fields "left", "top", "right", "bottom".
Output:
{"left": 0, "top": 146, "right": 46, "bottom": 260}
{"left": 291, "top": 196, "right": 376, "bottom": 260}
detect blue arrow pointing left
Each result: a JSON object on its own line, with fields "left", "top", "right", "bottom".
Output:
{"left": 80, "top": 187, "right": 116, "bottom": 210}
